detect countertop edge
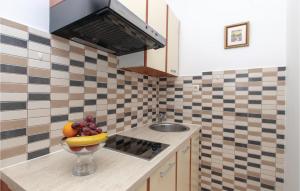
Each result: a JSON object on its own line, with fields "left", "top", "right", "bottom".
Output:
{"left": 1, "top": 172, "right": 25, "bottom": 191}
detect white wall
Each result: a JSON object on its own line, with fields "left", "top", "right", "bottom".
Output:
{"left": 167, "top": 0, "right": 286, "bottom": 76}
{"left": 285, "top": 0, "right": 300, "bottom": 189}
{"left": 1, "top": 0, "right": 286, "bottom": 75}
{"left": 0, "top": 0, "right": 49, "bottom": 32}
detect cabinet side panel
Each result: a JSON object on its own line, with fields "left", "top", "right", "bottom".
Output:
{"left": 191, "top": 132, "right": 200, "bottom": 191}
{"left": 167, "top": 8, "right": 180, "bottom": 76}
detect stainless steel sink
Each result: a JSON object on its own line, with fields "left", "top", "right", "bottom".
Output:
{"left": 149, "top": 123, "right": 190, "bottom": 132}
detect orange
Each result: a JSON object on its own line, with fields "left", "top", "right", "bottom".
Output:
{"left": 63, "top": 121, "right": 78, "bottom": 138}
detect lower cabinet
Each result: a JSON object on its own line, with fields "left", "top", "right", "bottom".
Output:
{"left": 150, "top": 155, "right": 176, "bottom": 191}
{"left": 135, "top": 131, "right": 199, "bottom": 191}
{"left": 177, "top": 140, "right": 191, "bottom": 191}
{"left": 134, "top": 181, "right": 147, "bottom": 191}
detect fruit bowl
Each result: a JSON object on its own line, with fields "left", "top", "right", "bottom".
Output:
{"left": 61, "top": 138, "right": 104, "bottom": 155}
{"left": 61, "top": 138, "right": 105, "bottom": 176}
{"left": 60, "top": 115, "right": 108, "bottom": 176}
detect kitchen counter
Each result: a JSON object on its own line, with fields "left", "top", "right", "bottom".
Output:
{"left": 1, "top": 123, "right": 200, "bottom": 191}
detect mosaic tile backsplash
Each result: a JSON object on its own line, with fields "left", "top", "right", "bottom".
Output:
{"left": 159, "top": 68, "right": 286, "bottom": 190}
{"left": 0, "top": 18, "right": 158, "bottom": 167}
{"left": 0, "top": 18, "right": 286, "bottom": 191}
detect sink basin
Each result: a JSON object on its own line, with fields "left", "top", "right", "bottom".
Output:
{"left": 149, "top": 123, "right": 189, "bottom": 132}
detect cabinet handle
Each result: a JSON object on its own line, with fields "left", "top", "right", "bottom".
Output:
{"left": 160, "top": 162, "right": 176, "bottom": 177}
{"left": 182, "top": 146, "right": 190, "bottom": 154}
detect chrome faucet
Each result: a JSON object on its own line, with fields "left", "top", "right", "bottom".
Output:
{"left": 157, "top": 113, "right": 166, "bottom": 123}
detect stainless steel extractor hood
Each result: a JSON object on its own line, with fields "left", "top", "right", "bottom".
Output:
{"left": 50, "top": 0, "right": 166, "bottom": 56}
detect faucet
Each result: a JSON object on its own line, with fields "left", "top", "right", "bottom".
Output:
{"left": 157, "top": 113, "right": 166, "bottom": 123}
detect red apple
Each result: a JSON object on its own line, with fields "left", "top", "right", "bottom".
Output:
{"left": 69, "top": 146, "right": 83, "bottom": 152}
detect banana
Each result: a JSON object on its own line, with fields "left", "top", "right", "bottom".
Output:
{"left": 66, "top": 133, "right": 108, "bottom": 147}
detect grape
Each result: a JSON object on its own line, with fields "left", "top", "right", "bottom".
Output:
{"left": 79, "top": 121, "right": 86, "bottom": 128}
{"left": 85, "top": 115, "right": 94, "bottom": 123}
{"left": 96, "top": 128, "right": 102, "bottom": 134}
{"left": 71, "top": 122, "right": 81, "bottom": 130}
{"left": 90, "top": 130, "right": 98, "bottom": 135}
{"left": 89, "top": 123, "right": 96, "bottom": 129}
{"left": 82, "top": 128, "right": 90, "bottom": 136}
{"left": 72, "top": 115, "right": 104, "bottom": 136}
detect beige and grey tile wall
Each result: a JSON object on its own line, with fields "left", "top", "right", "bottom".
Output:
{"left": 159, "top": 67, "right": 286, "bottom": 191}
{"left": 0, "top": 18, "right": 158, "bottom": 167}
{"left": 0, "top": 17, "right": 287, "bottom": 191}
{"left": 27, "top": 28, "right": 52, "bottom": 160}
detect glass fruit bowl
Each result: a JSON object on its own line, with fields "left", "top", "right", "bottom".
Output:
{"left": 61, "top": 138, "right": 105, "bottom": 176}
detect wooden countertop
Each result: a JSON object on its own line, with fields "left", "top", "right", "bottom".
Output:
{"left": 1, "top": 123, "right": 200, "bottom": 191}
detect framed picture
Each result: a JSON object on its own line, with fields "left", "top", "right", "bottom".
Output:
{"left": 224, "top": 22, "right": 249, "bottom": 49}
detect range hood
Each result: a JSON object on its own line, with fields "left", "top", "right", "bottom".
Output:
{"left": 50, "top": 0, "right": 166, "bottom": 56}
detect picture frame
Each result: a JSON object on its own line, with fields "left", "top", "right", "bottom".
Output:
{"left": 224, "top": 22, "right": 249, "bottom": 49}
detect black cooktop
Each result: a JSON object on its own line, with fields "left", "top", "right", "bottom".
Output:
{"left": 104, "top": 135, "right": 169, "bottom": 160}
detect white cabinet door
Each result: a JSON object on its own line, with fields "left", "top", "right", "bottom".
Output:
{"left": 118, "top": 0, "right": 147, "bottom": 21}
{"left": 167, "top": 7, "right": 180, "bottom": 76}
{"left": 146, "top": 0, "right": 167, "bottom": 72}
{"left": 150, "top": 155, "right": 176, "bottom": 191}
{"left": 147, "top": 0, "right": 167, "bottom": 38}
{"left": 177, "top": 140, "right": 191, "bottom": 191}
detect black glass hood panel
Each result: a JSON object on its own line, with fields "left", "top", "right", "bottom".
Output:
{"left": 50, "top": 0, "right": 166, "bottom": 56}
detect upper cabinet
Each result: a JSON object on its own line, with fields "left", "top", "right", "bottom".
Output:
{"left": 147, "top": 0, "right": 167, "bottom": 38}
{"left": 118, "top": 0, "right": 147, "bottom": 22}
{"left": 146, "top": 0, "right": 168, "bottom": 72}
{"left": 118, "top": 0, "right": 180, "bottom": 77}
{"left": 167, "top": 7, "right": 180, "bottom": 76}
